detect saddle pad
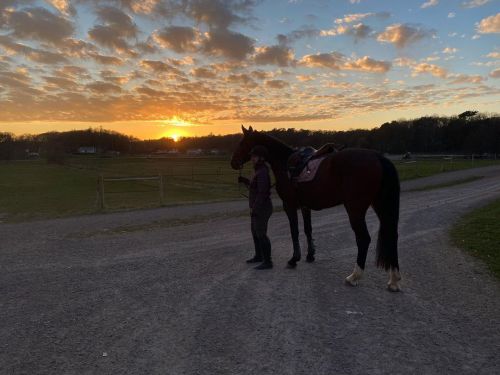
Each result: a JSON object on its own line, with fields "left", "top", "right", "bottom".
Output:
{"left": 296, "top": 156, "right": 327, "bottom": 183}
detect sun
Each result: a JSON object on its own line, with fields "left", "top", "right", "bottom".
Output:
{"left": 171, "top": 134, "right": 180, "bottom": 142}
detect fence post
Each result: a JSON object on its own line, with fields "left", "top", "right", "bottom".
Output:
{"left": 98, "top": 174, "right": 105, "bottom": 210}
{"left": 159, "top": 174, "right": 165, "bottom": 205}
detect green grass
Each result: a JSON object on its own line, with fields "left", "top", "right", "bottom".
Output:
{"left": 394, "top": 159, "right": 499, "bottom": 180}
{"left": 451, "top": 199, "right": 500, "bottom": 279}
{"left": 0, "top": 157, "right": 498, "bottom": 222}
{"left": 407, "top": 176, "right": 483, "bottom": 192}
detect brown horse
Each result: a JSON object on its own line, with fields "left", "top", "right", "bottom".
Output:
{"left": 231, "top": 126, "right": 401, "bottom": 291}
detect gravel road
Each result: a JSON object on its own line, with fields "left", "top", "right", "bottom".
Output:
{"left": 1, "top": 166, "right": 500, "bottom": 375}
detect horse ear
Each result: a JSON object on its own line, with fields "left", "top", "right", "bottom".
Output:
{"left": 241, "top": 125, "right": 247, "bottom": 134}
{"left": 249, "top": 126, "right": 254, "bottom": 132}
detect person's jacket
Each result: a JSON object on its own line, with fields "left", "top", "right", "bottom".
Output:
{"left": 240, "top": 163, "right": 272, "bottom": 212}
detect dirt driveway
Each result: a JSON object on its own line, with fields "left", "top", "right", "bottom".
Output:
{"left": 1, "top": 166, "right": 500, "bottom": 374}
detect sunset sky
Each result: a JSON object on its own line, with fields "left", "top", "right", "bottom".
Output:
{"left": 0, "top": 0, "right": 499, "bottom": 139}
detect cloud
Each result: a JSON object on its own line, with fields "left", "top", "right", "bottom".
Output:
{"left": 153, "top": 26, "right": 200, "bottom": 53}
{"left": 462, "top": 0, "right": 490, "bottom": 8}
{"left": 301, "top": 52, "right": 345, "bottom": 70}
{"left": 448, "top": 74, "right": 484, "bottom": 84}
{"left": 412, "top": 63, "right": 448, "bottom": 78}
{"left": 443, "top": 47, "right": 458, "bottom": 54}
{"left": 201, "top": 29, "right": 254, "bottom": 60}
{"left": 43, "top": 75, "right": 79, "bottom": 90}
{"left": 477, "top": 13, "right": 500, "bottom": 34}
{"left": 377, "top": 24, "right": 432, "bottom": 48}
{"left": 276, "top": 27, "right": 320, "bottom": 45}
{"left": 490, "top": 68, "right": 500, "bottom": 78}
{"left": 265, "top": 79, "right": 289, "bottom": 89}
{"left": 486, "top": 51, "right": 500, "bottom": 58}
{"left": 226, "top": 73, "right": 257, "bottom": 88}
{"left": 343, "top": 56, "right": 391, "bottom": 73}
{"left": 45, "top": 0, "right": 75, "bottom": 15}
{"left": 254, "top": 45, "right": 295, "bottom": 67}
{"left": 321, "top": 23, "right": 372, "bottom": 39}
{"left": 88, "top": 7, "right": 138, "bottom": 54}
{"left": 301, "top": 52, "right": 390, "bottom": 73}
{"left": 84, "top": 53, "right": 120, "bottom": 66}
{"left": 191, "top": 66, "right": 217, "bottom": 79}
{"left": 4, "top": 7, "right": 74, "bottom": 45}
{"left": 335, "top": 13, "right": 372, "bottom": 24}
{"left": 421, "top": 0, "right": 438, "bottom": 9}
{"left": 185, "top": 0, "right": 258, "bottom": 30}
{"left": 448, "top": 12, "right": 455, "bottom": 18}
{"left": 139, "top": 60, "right": 184, "bottom": 75}
{"left": 0, "top": 35, "right": 68, "bottom": 64}
{"left": 86, "top": 81, "right": 122, "bottom": 94}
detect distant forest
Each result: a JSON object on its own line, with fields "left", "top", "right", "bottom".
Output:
{"left": 1, "top": 111, "right": 499, "bottom": 161}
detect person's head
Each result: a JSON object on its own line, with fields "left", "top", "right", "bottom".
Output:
{"left": 250, "top": 145, "right": 269, "bottom": 167}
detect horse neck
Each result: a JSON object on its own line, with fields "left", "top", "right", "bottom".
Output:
{"left": 256, "top": 133, "right": 293, "bottom": 175}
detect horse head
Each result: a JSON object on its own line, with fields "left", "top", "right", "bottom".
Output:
{"left": 230, "top": 125, "right": 256, "bottom": 170}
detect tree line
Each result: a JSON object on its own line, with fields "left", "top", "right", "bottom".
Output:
{"left": 1, "top": 111, "right": 498, "bottom": 161}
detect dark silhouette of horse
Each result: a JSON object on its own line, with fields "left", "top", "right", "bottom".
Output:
{"left": 231, "top": 126, "right": 401, "bottom": 291}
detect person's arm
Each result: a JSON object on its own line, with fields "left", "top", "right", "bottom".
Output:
{"left": 238, "top": 176, "right": 250, "bottom": 188}
{"left": 253, "top": 169, "right": 271, "bottom": 210}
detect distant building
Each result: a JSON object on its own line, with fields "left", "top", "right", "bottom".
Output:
{"left": 25, "top": 150, "right": 40, "bottom": 159}
{"left": 77, "top": 146, "right": 97, "bottom": 154}
{"left": 167, "top": 149, "right": 180, "bottom": 155}
{"left": 187, "top": 148, "right": 203, "bottom": 155}
{"left": 209, "top": 149, "right": 222, "bottom": 155}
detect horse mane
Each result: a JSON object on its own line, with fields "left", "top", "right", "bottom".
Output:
{"left": 253, "top": 131, "right": 294, "bottom": 158}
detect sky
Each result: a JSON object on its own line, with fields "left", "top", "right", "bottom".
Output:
{"left": 0, "top": 0, "right": 499, "bottom": 139}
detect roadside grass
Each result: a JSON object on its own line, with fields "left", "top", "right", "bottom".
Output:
{"left": 451, "top": 199, "right": 500, "bottom": 279}
{"left": 0, "top": 157, "right": 498, "bottom": 222}
{"left": 407, "top": 176, "right": 483, "bottom": 192}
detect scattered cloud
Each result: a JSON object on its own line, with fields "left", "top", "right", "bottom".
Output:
{"left": 477, "top": 13, "right": 500, "bottom": 34}
{"left": 377, "top": 24, "right": 432, "bottom": 48}
{"left": 88, "top": 6, "right": 138, "bottom": 54}
{"left": 265, "top": 79, "right": 289, "bottom": 89}
{"left": 301, "top": 52, "right": 390, "bottom": 73}
{"left": 490, "top": 68, "right": 500, "bottom": 78}
{"left": 45, "top": 0, "right": 75, "bottom": 15}
{"left": 448, "top": 74, "right": 484, "bottom": 84}
{"left": 254, "top": 45, "right": 295, "bottom": 67}
{"left": 4, "top": 7, "right": 74, "bottom": 45}
{"left": 153, "top": 26, "right": 201, "bottom": 53}
{"left": 462, "top": 0, "right": 490, "bottom": 8}
{"left": 421, "top": 0, "right": 439, "bottom": 9}
{"left": 412, "top": 63, "right": 448, "bottom": 78}
{"left": 201, "top": 29, "right": 255, "bottom": 60}
{"left": 443, "top": 47, "right": 458, "bottom": 54}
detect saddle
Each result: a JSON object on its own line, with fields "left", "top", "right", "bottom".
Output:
{"left": 287, "top": 143, "right": 343, "bottom": 183}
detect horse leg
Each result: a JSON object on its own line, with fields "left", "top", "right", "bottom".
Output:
{"left": 344, "top": 204, "right": 371, "bottom": 287}
{"left": 301, "top": 207, "right": 316, "bottom": 263}
{"left": 284, "top": 204, "right": 301, "bottom": 268}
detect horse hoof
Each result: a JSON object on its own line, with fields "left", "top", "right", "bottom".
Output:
{"left": 345, "top": 277, "right": 359, "bottom": 287}
{"left": 306, "top": 254, "right": 315, "bottom": 263}
{"left": 287, "top": 258, "right": 298, "bottom": 268}
{"left": 387, "top": 283, "right": 401, "bottom": 292}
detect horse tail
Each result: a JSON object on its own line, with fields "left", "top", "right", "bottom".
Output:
{"left": 374, "top": 155, "right": 400, "bottom": 271}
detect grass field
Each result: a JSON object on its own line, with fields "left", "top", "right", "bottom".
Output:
{"left": 0, "top": 156, "right": 498, "bottom": 222}
{"left": 451, "top": 199, "right": 500, "bottom": 279}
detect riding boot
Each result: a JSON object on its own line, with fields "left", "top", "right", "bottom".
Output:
{"left": 247, "top": 234, "right": 263, "bottom": 263}
{"left": 255, "top": 236, "right": 272, "bottom": 269}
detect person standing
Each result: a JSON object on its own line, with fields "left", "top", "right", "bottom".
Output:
{"left": 238, "top": 145, "right": 274, "bottom": 270}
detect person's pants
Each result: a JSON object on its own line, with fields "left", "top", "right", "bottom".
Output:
{"left": 251, "top": 204, "right": 273, "bottom": 263}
